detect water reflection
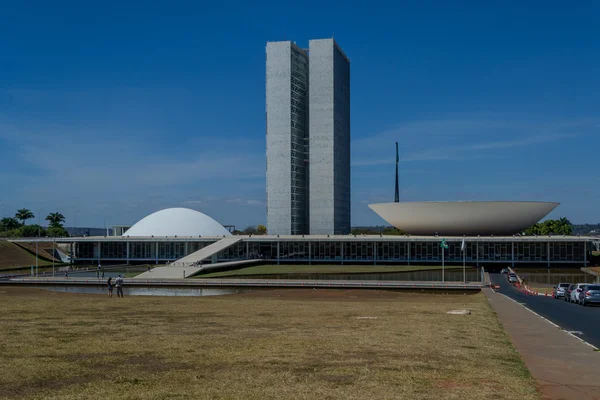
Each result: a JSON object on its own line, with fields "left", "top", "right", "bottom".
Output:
{"left": 36, "top": 285, "right": 252, "bottom": 297}
{"left": 1, "top": 266, "right": 148, "bottom": 279}
{"left": 220, "top": 269, "right": 482, "bottom": 282}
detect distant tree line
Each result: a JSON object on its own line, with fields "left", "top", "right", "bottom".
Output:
{"left": 0, "top": 208, "right": 69, "bottom": 238}
{"left": 233, "top": 224, "right": 268, "bottom": 235}
{"left": 571, "top": 223, "right": 600, "bottom": 236}
{"left": 351, "top": 226, "right": 406, "bottom": 235}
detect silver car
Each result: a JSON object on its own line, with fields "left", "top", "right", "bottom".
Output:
{"left": 569, "top": 283, "right": 587, "bottom": 304}
{"left": 580, "top": 285, "right": 600, "bottom": 306}
{"left": 553, "top": 283, "right": 571, "bottom": 299}
{"left": 564, "top": 284, "right": 577, "bottom": 301}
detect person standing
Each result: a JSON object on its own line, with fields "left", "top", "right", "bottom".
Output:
{"left": 107, "top": 277, "right": 113, "bottom": 298}
{"left": 115, "top": 274, "right": 124, "bottom": 298}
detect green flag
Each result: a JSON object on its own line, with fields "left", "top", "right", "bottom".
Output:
{"left": 440, "top": 238, "right": 449, "bottom": 249}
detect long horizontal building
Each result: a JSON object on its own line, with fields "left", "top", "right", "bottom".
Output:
{"left": 13, "top": 208, "right": 590, "bottom": 269}
{"left": 12, "top": 234, "right": 592, "bottom": 268}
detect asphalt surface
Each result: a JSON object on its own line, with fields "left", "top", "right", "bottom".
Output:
{"left": 490, "top": 273, "right": 600, "bottom": 348}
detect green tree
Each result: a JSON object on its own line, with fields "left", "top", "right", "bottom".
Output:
{"left": 45, "top": 212, "right": 66, "bottom": 228}
{"left": 557, "top": 217, "right": 573, "bottom": 235}
{"left": 243, "top": 226, "right": 258, "bottom": 235}
{"left": 15, "top": 209, "right": 35, "bottom": 226}
{"left": 0, "top": 217, "right": 20, "bottom": 231}
{"left": 47, "top": 226, "right": 69, "bottom": 237}
{"left": 524, "top": 218, "right": 573, "bottom": 235}
{"left": 10, "top": 224, "right": 46, "bottom": 238}
{"left": 256, "top": 224, "right": 267, "bottom": 235}
{"left": 382, "top": 227, "right": 406, "bottom": 235}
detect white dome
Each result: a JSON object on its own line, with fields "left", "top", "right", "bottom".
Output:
{"left": 124, "top": 208, "right": 231, "bottom": 237}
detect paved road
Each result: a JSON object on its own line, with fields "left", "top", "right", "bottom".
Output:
{"left": 490, "top": 273, "right": 600, "bottom": 348}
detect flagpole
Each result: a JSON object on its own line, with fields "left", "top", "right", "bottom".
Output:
{"left": 442, "top": 246, "right": 445, "bottom": 282}
{"left": 463, "top": 243, "right": 466, "bottom": 283}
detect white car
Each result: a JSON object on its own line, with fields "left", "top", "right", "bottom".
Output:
{"left": 569, "top": 283, "right": 588, "bottom": 304}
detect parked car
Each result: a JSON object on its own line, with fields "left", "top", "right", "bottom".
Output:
{"left": 553, "top": 283, "right": 571, "bottom": 299}
{"left": 508, "top": 274, "right": 518, "bottom": 283}
{"left": 564, "top": 284, "right": 577, "bottom": 301}
{"left": 501, "top": 268, "right": 509, "bottom": 274}
{"left": 580, "top": 285, "right": 600, "bottom": 306}
{"left": 569, "top": 283, "right": 588, "bottom": 304}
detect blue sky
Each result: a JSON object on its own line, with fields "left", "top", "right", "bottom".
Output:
{"left": 1, "top": 0, "right": 599, "bottom": 229}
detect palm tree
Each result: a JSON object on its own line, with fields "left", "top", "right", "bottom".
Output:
{"left": 0, "top": 217, "right": 20, "bottom": 231}
{"left": 46, "top": 212, "right": 66, "bottom": 228}
{"left": 558, "top": 217, "right": 573, "bottom": 235}
{"left": 15, "top": 209, "right": 34, "bottom": 226}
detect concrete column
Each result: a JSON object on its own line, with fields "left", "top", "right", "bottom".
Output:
{"left": 155, "top": 242, "right": 159, "bottom": 264}
{"left": 547, "top": 241, "right": 551, "bottom": 269}
{"left": 70, "top": 242, "right": 74, "bottom": 266}
{"left": 184, "top": 241, "right": 188, "bottom": 257}
{"left": 407, "top": 241, "right": 410, "bottom": 265}
{"left": 97, "top": 241, "right": 102, "bottom": 266}
{"left": 584, "top": 242, "right": 587, "bottom": 266}
{"left": 373, "top": 242, "right": 377, "bottom": 265}
{"left": 476, "top": 241, "right": 479, "bottom": 267}
{"left": 511, "top": 241, "right": 515, "bottom": 268}
{"left": 276, "top": 241, "right": 280, "bottom": 265}
{"left": 308, "top": 241, "right": 312, "bottom": 265}
{"left": 341, "top": 241, "right": 344, "bottom": 265}
{"left": 246, "top": 241, "right": 249, "bottom": 259}
{"left": 126, "top": 241, "right": 130, "bottom": 265}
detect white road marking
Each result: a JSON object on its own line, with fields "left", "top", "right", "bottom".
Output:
{"left": 493, "top": 291, "right": 598, "bottom": 351}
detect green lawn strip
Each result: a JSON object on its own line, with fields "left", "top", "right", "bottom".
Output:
{"left": 0, "top": 264, "right": 67, "bottom": 272}
{"left": 0, "top": 241, "right": 56, "bottom": 269}
{"left": 12, "top": 242, "right": 58, "bottom": 263}
{"left": 197, "top": 264, "right": 469, "bottom": 278}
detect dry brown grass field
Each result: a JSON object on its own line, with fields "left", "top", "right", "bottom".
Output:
{"left": 0, "top": 287, "right": 539, "bottom": 400}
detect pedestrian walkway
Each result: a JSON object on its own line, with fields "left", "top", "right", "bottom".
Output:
{"left": 484, "top": 288, "right": 600, "bottom": 400}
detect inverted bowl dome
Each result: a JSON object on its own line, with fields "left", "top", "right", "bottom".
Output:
{"left": 124, "top": 208, "right": 231, "bottom": 237}
{"left": 368, "top": 201, "right": 559, "bottom": 236}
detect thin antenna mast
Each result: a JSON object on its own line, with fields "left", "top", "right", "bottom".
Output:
{"left": 394, "top": 142, "right": 399, "bottom": 203}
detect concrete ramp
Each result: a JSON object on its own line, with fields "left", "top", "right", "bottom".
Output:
{"left": 174, "top": 237, "right": 242, "bottom": 266}
{"left": 134, "top": 237, "right": 244, "bottom": 279}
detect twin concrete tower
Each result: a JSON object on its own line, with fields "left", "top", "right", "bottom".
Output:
{"left": 266, "top": 39, "right": 350, "bottom": 235}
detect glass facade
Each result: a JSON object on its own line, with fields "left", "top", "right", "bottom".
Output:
{"left": 290, "top": 47, "right": 309, "bottom": 235}
{"left": 72, "top": 238, "right": 590, "bottom": 266}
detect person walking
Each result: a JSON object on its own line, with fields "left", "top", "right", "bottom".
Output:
{"left": 115, "top": 274, "right": 124, "bottom": 298}
{"left": 107, "top": 277, "right": 113, "bottom": 298}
